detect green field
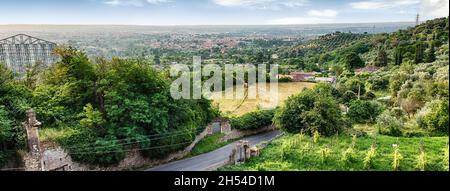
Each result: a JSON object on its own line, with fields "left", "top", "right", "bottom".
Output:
{"left": 220, "top": 132, "right": 449, "bottom": 171}
{"left": 212, "top": 82, "right": 316, "bottom": 116}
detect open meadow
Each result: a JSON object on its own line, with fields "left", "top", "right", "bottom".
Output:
{"left": 211, "top": 82, "right": 316, "bottom": 116}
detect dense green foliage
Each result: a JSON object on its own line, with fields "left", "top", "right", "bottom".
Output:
{"left": 0, "top": 64, "right": 29, "bottom": 166}
{"left": 190, "top": 133, "right": 230, "bottom": 156}
{"left": 221, "top": 17, "right": 449, "bottom": 171}
{"left": 2, "top": 47, "right": 219, "bottom": 166}
{"left": 231, "top": 109, "right": 275, "bottom": 130}
{"left": 347, "top": 100, "right": 384, "bottom": 123}
{"left": 275, "top": 83, "right": 346, "bottom": 136}
{"left": 220, "top": 133, "right": 449, "bottom": 171}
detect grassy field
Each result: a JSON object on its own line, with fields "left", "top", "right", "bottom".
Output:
{"left": 220, "top": 132, "right": 449, "bottom": 171}
{"left": 211, "top": 82, "right": 316, "bottom": 116}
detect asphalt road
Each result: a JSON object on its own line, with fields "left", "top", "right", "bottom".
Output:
{"left": 147, "top": 130, "right": 281, "bottom": 171}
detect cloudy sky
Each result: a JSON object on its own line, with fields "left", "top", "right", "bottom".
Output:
{"left": 0, "top": 0, "right": 448, "bottom": 25}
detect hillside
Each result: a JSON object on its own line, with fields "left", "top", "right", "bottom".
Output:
{"left": 222, "top": 17, "right": 449, "bottom": 171}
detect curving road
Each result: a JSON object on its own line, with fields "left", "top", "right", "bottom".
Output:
{"left": 147, "top": 130, "right": 281, "bottom": 171}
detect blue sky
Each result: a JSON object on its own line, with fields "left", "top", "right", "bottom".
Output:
{"left": 0, "top": 0, "right": 448, "bottom": 25}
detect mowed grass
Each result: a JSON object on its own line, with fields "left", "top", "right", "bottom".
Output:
{"left": 212, "top": 82, "right": 316, "bottom": 116}
{"left": 220, "top": 133, "right": 449, "bottom": 171}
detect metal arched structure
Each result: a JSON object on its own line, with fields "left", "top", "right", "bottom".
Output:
{"left": 0, "top": 34, "right": 57, "bottom": 76}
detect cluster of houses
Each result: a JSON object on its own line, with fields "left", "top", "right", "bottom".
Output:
{"left": 280, "top": 66, "right": 381, "bottom": 84}
{"left": 279, "top": 72, "right": 337, "bottom": 84}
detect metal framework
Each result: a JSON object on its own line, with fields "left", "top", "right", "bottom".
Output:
{"left": 0, "top": 34, "right": 57, "bottom": 76}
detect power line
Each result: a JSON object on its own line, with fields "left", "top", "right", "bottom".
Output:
{"left": 60, "top": 126, "right": 206, "bottom": 150}
{"left": 69, "top": 141, "right": 193, "bottom": 155}
{"left": 64, "top": 128, "right": 205, "bottom": 152}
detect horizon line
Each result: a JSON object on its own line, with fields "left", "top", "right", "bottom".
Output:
{"left": 0, "top": 21, "right": 419, "bottom": 27}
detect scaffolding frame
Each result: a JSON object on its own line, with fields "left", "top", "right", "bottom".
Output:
{"left": 0, "top": 34, "right": 57, "bottom": 76}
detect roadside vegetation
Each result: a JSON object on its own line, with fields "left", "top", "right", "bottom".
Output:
{"left": 190, "top": 133, "right": 229, "bottom": 157}
{"left": 221, "top": 17, "right": 449, "bottom": 171}
{"left": 1, "top": 17, "right": 448, "bottom": 170}
{"left": 220, "top": 133, "right": 448, "bottom": 171}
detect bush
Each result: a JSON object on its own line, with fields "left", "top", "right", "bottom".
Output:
{"left": 347, "top": 100, "right": 384, "bottom": 123}
{"left": 342, "top": 91, "right": 358, "bottom": 104}
{"left": 364, "top": 91, "right": 377, "bottom": 100}
{"left": 376, "top": 110, "right": 404, "bottom": 137}
{"left": 275, "top": 84, "right": 345, "bottom": 136}
{"left": 231, "top": 109, "right": 275, "bottom": 130}
{"left": 278, "top": 77, "right": 293, "bottom": 83}
{"left": 392, "top": 145, "right": 403, "bottom": 171}
{"left": 363, "top": 145, "right": 377, "bottom": 169}
{"left": 417, "top": 100, "right": 449, "bottom": 135}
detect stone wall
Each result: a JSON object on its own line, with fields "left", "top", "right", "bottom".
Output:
{"left": 19, "top": 118, "right": 276, "bottom": 171}
{"left": 221, "top": 125, "right": 276, "bottom": 142}
{"left": 23, "top": 125, "right": 211, "bottom": 171}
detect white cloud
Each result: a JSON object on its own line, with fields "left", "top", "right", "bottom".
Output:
{"left": 307, "top": 9, "right": 339, "bottom": 17}
{"left": 268, "top": 17, "right": 333, "bottom": 25}
{"left": 422, "top": 0, "right": 449, "bottom": 18}
{"left": 350, "top": 0, "right": 420, "bottom": 10}
{"left": 212, "top": 0, "right": 308, "bottom": 10}
{"left": 103, "top": 0, "right": 171, "bottom": 7}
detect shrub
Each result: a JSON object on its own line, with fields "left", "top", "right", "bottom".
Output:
{"left": 78, "top": 104, "right": 105, "bottom": 129}
{"left": 231, "top": 109, "right": 275, "bottom": 130}
{"left": 392, "top": 145, "right": 403, "bottom": 171}
{"left": 342, "top": 91, "right": 358, "bottom": 104}
{"left": 313, "top": 130, "right": 320, "bottom": 144}
{"left": 376, "top": 110, "right": 404, "bottom": 137}
{"left": 364, "top": 91, "right": 377, "bottom": 100}
{"left": 416, "top": 150, "right": 427, "bottom": 171}
{"left": 281, "top": 142, "right": 293, "bottom": 161}
{"left": 278, "top": 77, "right": 293, "bottom": 83}
{"left": 343, "top": 78, "right": 366, "bottom": 96}
{"left": 344, "top": 52, "right": 365, "bottom": 69}
{"left": 417, "top": 100, "right": 449, "bottom": 135}
{"left": 319, "top": 146, "right": 332, "bottom": 164}
{"left": 275, "top": 84, "right": 345, "bottom": 136}
{"left": 363, "top": 144, "right": 377, "bottom": 169}
{"left": 255, "top": 162, "right": 292, "bottom": 171}
{"left": 347, "top": 100, "right": 384, "bottom": 123}
{"left": 341, "top": 146, "right": 357, "bottom": 165}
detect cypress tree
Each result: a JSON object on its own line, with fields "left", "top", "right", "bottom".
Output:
{"left": 376, "top": 47, "right": 388, "bottom": 67}
{"left": 394, "top": 47, "right": 403, "bottom": 66}
{"left": 414, "top": 41, "right": 424, "bottom": 64}
{"left": 425, "top": 42, "right": 436, "bottom": 63}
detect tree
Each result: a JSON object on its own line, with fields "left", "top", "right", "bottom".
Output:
{"left": 153, "top": 53, "right": 161, "bottom": 65}
{"left": 375, "top": 47, "right": 388, "bottom": 67}
{"left": 414, "top": 41, "right": 425, "bottom": 64}
{"left": 425, "top": 42, "right": 436, "bottom": 63}
{"left": 347, "top": 100, "right": 384, "bottom": 123}
{"left": 0, "top": 106, "right": 14, "bottom": 166}
{"left": 344, "top": 52, "right": 365, "bottom": 69}
{"left": 275, "top": 84, "right": 345, "bottom": 136}
{"left": 420, "top": 100, "right": 449, "bottom": 135}
{"left": 79, "top": 103, "right": 105, "bottom": 130}
{"left": 32, "top": 47, "right": 97, "bottom": 126}
{"left": 376, "top": 110, "right": 404, "bottom": 137}
{"left": 344, "top": 78, "right": 366, "bottom": 96}
{"left": 0, "top": 64, "right": 13, "bottom": 85}
{"left": 394, "top": 47, "right": 404, "bottom": 65}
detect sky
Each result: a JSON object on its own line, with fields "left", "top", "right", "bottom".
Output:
{"left": 0, "top": 0, "right": 448, "bottom": 25}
